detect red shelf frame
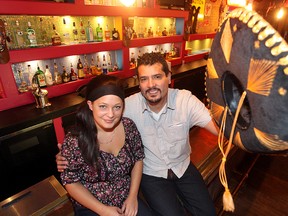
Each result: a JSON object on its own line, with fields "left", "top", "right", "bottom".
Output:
{"left": 185, "top": 32, "right": 216, "bottom": 41}
{"left": 128, "top": 35, "right": 183, "bottom": 47}
{"left": 9, "top": 40, "right": 123, "bottom": 63}
{"left": 0, "top": 0, "right": 192, "bottom": 111}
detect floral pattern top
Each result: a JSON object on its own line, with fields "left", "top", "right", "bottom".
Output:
{"left": 60, "top": 117, "right": 144, "bottom": 208}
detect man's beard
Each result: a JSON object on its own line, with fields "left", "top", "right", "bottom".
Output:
{"left": 143, "top": 88, "right": 161, "bottom": 104}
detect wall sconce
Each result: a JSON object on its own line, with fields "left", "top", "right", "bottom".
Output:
{"left": 120, "top": 0, "right": 136, "bottom": 7}
{"left": 277, "top": 7, "right": 284, "bottom": 19}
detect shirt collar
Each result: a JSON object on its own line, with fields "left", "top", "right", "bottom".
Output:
{"left": 140, "top": 88, "right": 176, "bottom": 113}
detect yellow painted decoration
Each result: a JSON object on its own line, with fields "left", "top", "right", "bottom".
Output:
{"left": 254, "top": 128, "right": 288, "bottom": 151}
{"left": 220, "top": 19, "right": 233, "bottom": 64}
{"left": 247, "top": 59, "right": 277, "bottom": 96}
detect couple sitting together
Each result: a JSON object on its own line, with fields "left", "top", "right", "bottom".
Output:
{"left": 56, "top": 52, "right": 218, "bottom": 216}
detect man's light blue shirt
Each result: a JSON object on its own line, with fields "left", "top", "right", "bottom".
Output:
{"left": 124, "top": 88, "right": 212, "bottom": 178}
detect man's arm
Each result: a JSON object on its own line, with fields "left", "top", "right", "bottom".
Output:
{"left": 203, "top": 119, "right": 219, "bottom": 136}
{"left": 56, "top": 144, "right": 68, "bottom": 172}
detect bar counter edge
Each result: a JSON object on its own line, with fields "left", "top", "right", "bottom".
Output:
{"left": 0, "top": 59, "right": 207, "bottom": 137}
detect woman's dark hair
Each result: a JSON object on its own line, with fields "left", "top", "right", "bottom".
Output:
{"left": 73, "top": 75, "right": 125, "bottom": 168}
{"left": 136, "top": 52, "right": 170, "bottom": 76}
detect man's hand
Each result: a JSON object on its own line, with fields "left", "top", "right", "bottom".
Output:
{"left": 56, "top": 143, "right": 68, "bottom": 172}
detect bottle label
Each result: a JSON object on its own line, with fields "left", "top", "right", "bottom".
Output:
{"left": 52, "top": 35, "right": 61, "bottom": 45}
{"left": 112, "top": 32, "right": 119, "bottom": 40}
{"left": 71, "top": 74, "right": 78, "bottom": 81}
{"left": 78, "top": 69, "right": 84, "bottom": 78}
{"left": 37, "top": 74, "right": 46, "bottom": 87}
{"left": 45, "top": 73, "right": 53, "bottom": 86}
{"left": 27, "top": 29, "right": 37, "bottom": 46}
{"left": 87, "top": 28, "right": 94, "bottom": 42}
{"left": 16, "top": 30, "right": 25, "bottom": 47}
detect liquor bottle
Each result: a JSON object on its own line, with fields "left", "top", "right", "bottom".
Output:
{"left": 72, "top": 22, "right": 79, "bottom": 43}
{"left": 86, "top": 21, "right": 94, "bottom": 42}
{"left": 45, "top": 65, "right": 54, "bottom": 86}
{"left": 53, "top": 62, "right": 62, "bottom": 84}
{"left": 162, "top": 27, "right": 167, "bottom": 36}
{"left": 96, "top": 23, "right": 103, "bottom": 42}
{"left": 34, "top": 66, "right": 47, "bottom": 88}
{"left": 113, "top": 62, "right": 119, "bottom": 72}
{"left": 4, "top": 20, "right": 15, "bottom": 50}
{"left": 102, "top": 54, "right": 108, "bottom": 75}
{"left": 83, "top": 55, "right": 90, "bottom": 77}
{"left": 130, "top": 52, "right": 136, "bottom": 68}
{"left": 27, "top": 64, "right": 34, "bottom": 87}
{"left": 17, "top": 65, "right": 29, "bottom": 93}
{"left": 27, "top": 21, "right": 37, "bottom": 47}
{"left": 156, "top": 26, "right": 161, "bottom": 37}
{"left": 62, "top": 66, "right": 70, "bottom": 83}
{"left": 112, "top": 28, "right": 119, "bottom": 40}
{"left": 70, "top": 63, "right": 78, "bottom": 81}
{"left": 107, "top": 53, "right": 112, "bottom": 72}
{"left": 169, "top": 43, "right": 176, "bottom": 58}
{"left": 51, "top": 24, "right": 62, "bottom": 46}
{"left": 39, "top": 17, "right": 49, "bottom": 46}
{"left": 136, "top": 49, "right": 141, "bottom": 67}
{"left": 79, "top": 20, "right": 86, "bottom": 43}
{"left": 96, "top": 55, "right": 102, "bottom": 75}
{"left": 104, "top": 25, "right": 110, "bottom": 41}
{"left": 62, "top": 18, "right": 71, "bottom": 45}
{"left": 147, "top": 26, "right": 153, "bottom": 37}
{"left": 77, "top": 58, "right": 85, "bottom": 79}
{"left": 14, "top": 20, "right": 26, "bottom": 49}
{"left": 90, "top": 57, "right": 98, "bottom": 76}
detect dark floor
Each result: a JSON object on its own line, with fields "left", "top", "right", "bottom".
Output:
{"left": 215, "top": 154, "right": 288, "bottom": 216}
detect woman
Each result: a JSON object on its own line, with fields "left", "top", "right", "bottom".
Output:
{"left": 60, "top": 75, "right": 152, "bottom": 216}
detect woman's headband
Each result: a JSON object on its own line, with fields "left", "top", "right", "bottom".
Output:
{"left": 86, "top": 84, "right": 125, "bottom": 102}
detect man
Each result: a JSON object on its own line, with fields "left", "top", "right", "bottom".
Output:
{"left": 57, "top": 52, "right": 218, "bottom": 216}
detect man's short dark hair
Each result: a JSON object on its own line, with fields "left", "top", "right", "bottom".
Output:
{"left": 136, "top": 52, "right": 170, "bottom": 76}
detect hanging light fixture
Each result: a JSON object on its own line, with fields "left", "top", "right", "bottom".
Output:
{"left": 120, "top": 0, "right": 136, "bottom": 7}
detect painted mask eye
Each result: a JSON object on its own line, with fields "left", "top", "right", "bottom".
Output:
{"left": 17, "top": 31, "right": 23, "bottom": 36}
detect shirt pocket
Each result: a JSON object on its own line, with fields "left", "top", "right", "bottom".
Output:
{"left": 166, "top": 123, "right": 188, "bottom": 145}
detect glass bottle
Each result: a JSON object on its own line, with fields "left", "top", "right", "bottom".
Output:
{"left": 4, "top": 20, "right": 15, "bottom": 50}
{"left": 62, "top": 65, "right": 70, "bottom": 83}
{"left": 39, "top": 17, "right": 49, "bottom": 46}
{"left": 51, "top": 24, "right": 62, "bottom": 46}
{"left": 79, "top": 19, "right": 86, "bottom": 43}
{"left": 14, "top": 20, "right": 26, "bottom": 49}
{"left": 70, "top": 63, "right": 78, "bottom": 81}
{"left": 102, "top": 54, "right": 108, "bottom": 75}
{"left": 107, "top": 53, "right": 112, "bottom": 72}
{"left": 156, "top": 26, "right": 161, "bottom": 37}
{"left": 72, "top": 21, "right": 79, "bottom": 43}
{"left": 54, "top": 62, "right": 62, "bottom": 84}
{"left": 130, "top": 52, "right": 136, "bottom": 68}
{"left": 77, "top": 58, "right": 85, "bottom": 79}
{"left": 86, "top": 21, "right": 94, "bottom": 42}
{"left": 96, "top": 23, "right": 103, "bottom": 42}
{"left": 83, "top": 55, "right": 90, "bottom": 78}
{"left": 90, "top": 57, "right": 98, "bottom": 76}
{"left": 27, "top": 21, "right": 37, "bottom": 47}
{"left": 104, "top": 25, "right": 110, "bottom": 41}
{"left": 62, "top": 18, "right": 71, "bottom": 45}
{"left": 17, "top": 65, "right": 29, "bottom": 93}
{"left": 45, "top": 65, "right": 54, "bottom": 86}
{"left": 113, "top": 62, "right": 119, "bottom": 71}
{"left": 96, "top": 55, "right": 102, "bottom": 75}
{"left": 112, "top": 28, "right": 119, "bottom": 40}
{"left": 27, "top": 64, "right": 34, "bottom": 88}
{"left": 33, "top": 66, "right": 47, "bottom": 88}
